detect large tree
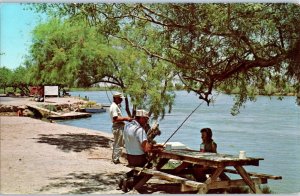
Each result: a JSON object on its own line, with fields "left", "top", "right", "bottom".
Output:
{"left": 29, "top": 3, "right": 300, "bottom": 115}
{"left": 0, "top": 65, "right": 32, "bottom": 95}
{"left": 26, "top": 17, "right": 176, "bottom": 118}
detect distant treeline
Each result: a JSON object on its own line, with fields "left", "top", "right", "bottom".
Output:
{"left": 69, "top": 83, "right": 297, "bottom": 97}
{"left": 219, "top": 84, "right": 297, "bottom": 96}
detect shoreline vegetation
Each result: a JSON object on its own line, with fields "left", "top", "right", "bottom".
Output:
{"left": 1, "top": 84, "right": 298, "bottom": 97}
{"left": 68, "top": 86, "right": 298, "bottom": 97}
{"left": 1, "top": 85, "right": 298, "bottom": 120}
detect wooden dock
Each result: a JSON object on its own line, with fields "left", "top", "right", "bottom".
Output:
{"left": 26, "top": 104, "right": 60, "bottom": 116}
{"left": 48, "top": 111, "right": 91, "bottom": 120}
{"left": 26, "top": 104, "right": 91, "bottom": 120}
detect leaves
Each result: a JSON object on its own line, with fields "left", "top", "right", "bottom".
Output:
{"left": 25, "top": 3, "right": 300, "bottom": 116}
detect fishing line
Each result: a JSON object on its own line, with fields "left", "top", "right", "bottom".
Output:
{"left": 103, "top": 82, "right": 112, "bottom": 104}
{"left": 162, "top": 100, "right": 205, "bottom": 146}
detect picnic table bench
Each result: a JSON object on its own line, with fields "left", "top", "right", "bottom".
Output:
{"left": 130, "top": 149, "right": 282, "bottom": 194}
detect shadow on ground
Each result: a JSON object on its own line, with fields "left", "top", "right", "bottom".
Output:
{"left": 39, "top": 171, "right": 125, "bottom": 194}
{"left": 32, "top": 134, "right": 202, "bottom": 194}
{"left": 38, "top": 171, "right": 188, "bottom": 194}
{"left": 33, "top": 133, "right": 112, "bottom": 152}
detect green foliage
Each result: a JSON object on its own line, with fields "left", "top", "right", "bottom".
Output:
{"left": 261, "top": 185, "right": 272, "bottom": 194}
{"left": 26, "top": 18, "right": 108, "bottom": 87}
{"left": 27, "top": 3, "right": 300, "bottom": 116}
{"left": 10, "top": 66, "right": 30, "bottom": 86}
{"left": 45, "top": 104, "right": 57, "bottom": 112}
{"left": 83, "top": 101, "right": 97, "bottom": 108}
{"left": 161, "top": 160, "right": 182, "bottom": 169}
{"left": 0, "top": 67, "right": 13, "bottom": 93}
{"left": 0, "top": 66, "right": 32, "bottom": 95}
{"left": 26, "top": 14, "right": 177, "bottom": 119}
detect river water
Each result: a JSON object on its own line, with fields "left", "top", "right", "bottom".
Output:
{"left": 57, "top": 90, "right": 300, "bottom": 194}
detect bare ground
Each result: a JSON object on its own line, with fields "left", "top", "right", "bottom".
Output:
{"left": 0, "top": 116, "right": 132, "bottom": 194}
{"left": 0, "top": 97, "right": 183, "bottom": 194}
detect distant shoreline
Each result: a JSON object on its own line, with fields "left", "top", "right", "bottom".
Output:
{"left": 67, "top": 88, "right": 298, "bottom": 97}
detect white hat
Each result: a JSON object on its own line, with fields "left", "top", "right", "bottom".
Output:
{"left": 136, "top": 109, "right": 149, "bottom": 118}
{"left": 113, "top": 92, "right": 125, "bottom": 98}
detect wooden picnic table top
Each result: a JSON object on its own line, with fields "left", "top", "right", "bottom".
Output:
{"left": 156, "top": 149, "right": 264, "bottom": 167}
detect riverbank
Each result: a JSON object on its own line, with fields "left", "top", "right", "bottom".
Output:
{"left": 0, "top": 96, "right": 88, "bottom": 117}
{"left": 0, "top": 116, "right": 131, "bottom": 194}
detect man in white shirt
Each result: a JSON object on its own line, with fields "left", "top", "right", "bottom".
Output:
{"left": 119, "top": 109, "right": 153, "bottom": 192}
{"left": 109, "top": 92, "right": 132, "bottom": 164}
{"left": 123, "top": 109, "right": 153, "bottom": 166}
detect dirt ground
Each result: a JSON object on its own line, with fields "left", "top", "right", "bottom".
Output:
{"left": 0, "top": 116, "right": 131, "bottom": 194}
{"left": 0, "top": 97, "right": 182, "bottom": 194}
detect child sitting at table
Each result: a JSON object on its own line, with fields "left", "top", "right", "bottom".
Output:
{"left": 193, "top": 128, "right": 217, "bottom": 182}
{"left": 200, "top": 128, "right": 217, "bottom": 153}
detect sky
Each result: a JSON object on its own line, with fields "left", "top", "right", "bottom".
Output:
{"left": 0, "top": 3, "right": 45, "bottom": 70}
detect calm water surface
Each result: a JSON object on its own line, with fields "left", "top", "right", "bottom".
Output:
{"left": 58, "top": 91, "right": 300, "bottom": 193}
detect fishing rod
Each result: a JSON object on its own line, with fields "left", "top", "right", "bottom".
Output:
{"left": 137, "top": 100, "right": 205, "bottom": 175}
{"left": 162, "top": 100, "right": 204, "bottom": 146}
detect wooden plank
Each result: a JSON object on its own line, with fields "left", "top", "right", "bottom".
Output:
{"left": 173, "top": 161, "right": 192, "bottom": 174}
{"left": 205, "top": 166, "right": 225, "bottom": 184}
{"left": 158, "top": 152, "right": 218, "bottom": 167}
{"left": 133, "top": 174, "right": 152, "bottom": 190}
{"left": 234, "top": 165, "right": 259, "bottom": 193}
{"left": 207, "top": 178, "right": 267, "bottom": 190}
{"left": 224, "top": 168, "right": 282, "bottom": 180}
{"left": 219, "top": 172, "right": 231, "bottom": 181}
{"left": 157, "top": 150, "right": 262, "bottom": 167}
{"left": 133, "top": 167, "right": 207, "bottom": 192}
{"left": 160, "top": 168, "right": 194, "bottom": 176}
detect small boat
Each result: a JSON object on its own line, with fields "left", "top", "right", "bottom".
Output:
{"left": 101, "top": 103, "right": 111, "bottom": 108}
{"left": 84, "top": 107, "right": 106, "bottom": 113}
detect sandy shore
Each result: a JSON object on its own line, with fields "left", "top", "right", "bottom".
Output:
{"left": 0, "top": 97, "right": 175, "bottom": 194}
{"left": 0, "top": 116, "right": 131, "bottom": 194}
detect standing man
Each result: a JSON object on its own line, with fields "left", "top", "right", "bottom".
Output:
{"left": 109, "top": 92, "right": 132, "bottom": 164}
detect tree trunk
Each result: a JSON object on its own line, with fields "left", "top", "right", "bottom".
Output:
{"left": 124, "top": 97, "right": 132, "bottom": 117}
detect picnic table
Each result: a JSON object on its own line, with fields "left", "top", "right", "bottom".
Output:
{"left": 131, "top": 149, "right": 282, "bottom": 194}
